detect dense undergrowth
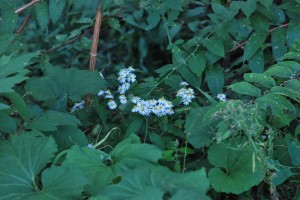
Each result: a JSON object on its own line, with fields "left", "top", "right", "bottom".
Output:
{"left": 0, "top": 0, "right": 300, "bottom": 199}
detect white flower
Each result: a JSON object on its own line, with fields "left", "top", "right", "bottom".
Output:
{"left": 158, "top": 97, "right": 167, "bottom": 104}
{"left": 107, "top": 100, "right": 117, "bottom": 110}
{"left": 118, "top": 75, "right": 127, "bottom": 83}
{"left": 182, "top": 98, "right": 192, "bottom": 105}
{"left": 127, "top": 73, "right": 136, "bottom": 83}
{"left": 97, "top": 90, "right": 105, "bottom": 96}
{"left": 148, "top": 99, "right": 157, "bottom": 106}
{"left": 119, "top": 95, "right": 128, "bottom": 104}
{"left": 180, "top": 81, "right": 189, "bottom": 86}
{"left": 127, "top": 66, "right": 135, "bottom": 72}
{"left": 70, "top": 101, "right": 85, "bottom": 113}
{"left": 131, "top": 96, "right": 141, "bottom": 104}
{"left": 105, "top": 94, "right": 114, "bottom": 99}
{"left": 165, "top": 108, "right": 174, "bottom": 115}
{"left": 139, "top": 106, "right": 151, "bottom": 116}
{"left": 217, "top": 93, "right": 227, "bottom": 102}
{"left": 87, "top": 144, "right": 94, "bottom": 148}
{"left": 163, "top": 100, "right": 173, "bottom": 108}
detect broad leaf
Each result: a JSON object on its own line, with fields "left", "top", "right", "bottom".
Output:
{"left": 230, "top": 81, "right": 262, "bottom": 97}
{"left": 271, "top": 28, "right": 287, "bottom": 61}
{"left": 264, "top": 66, "right": 293, "bottom": 78}
{"left": 270, "top": 86, "right": 300, "bottom": 103}
{"left": 187, "top": 53, "right": 206, "bottom": 77}
{"left": 205, "top": 65, "right": 224, "bottom": 96}
{"left": 208, "top": 139, "right": 266, "bottom": 194}
{"left": 202, "top": 36, "right": 225, "bottom": 57}
{"left": 0, "top": 133, "right": 57, "bottom": 199}
{"left": 35, "top": 1, "right": 49, "bottom": 31}
{"left": 2, "top": 92, "right": 30, "bottom": 121}
{"left": 0, "top": 112, "right": 16, "bottom": 133}
{"left": 288, "top": 141, "right": 300, "bottom": 166}
{"left": 49, "top": 0, "right": 67, "bottom": 24}
{"left": 248, "top": 48, "right": 264, "bottom": 73}
{"left": 244, "top": 73, "right": 276, "bottom": 88}
{"left": 243, "top": 32, "right": 268, "bottom": 61}
{"left": 287, "top": 20, "right": 300, "bottom": 46}
{"left": 25, "top": 67, "right": 106, "bottom": 103}
{"left": 28, "top": 110, "right": 81, "bottom": 131}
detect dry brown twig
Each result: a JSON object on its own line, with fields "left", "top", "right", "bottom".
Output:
{"left": 89, "top": 4, "right": 103, "bottom": 71}
{"left": 16, "top": 14, "right": 31, "bottom": 34}
{"left": 15, "top": 0, "right": 39, "bottom": 14}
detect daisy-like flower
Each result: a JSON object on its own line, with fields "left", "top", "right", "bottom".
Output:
{"left": 217, "top": 93, "right": 227, "bottom": 102}
{"left": 118, "top": 75, "right": 127, "bottom": 83}
{"left": 165, "top": 108, "right": 174, "bottom": 115}
{"left": 70, "top": 101, "right": 85, "bottom": 113}
{"left": 127, "top": 66, "right": 135, "bottom": 72}
{"left": 119, "top": 95, "right": 128, "bottom": 104}
{"left": 139, "top": 106, "right": 151, "bottom": 116}
{"left": 176, "top": 86, "right": 195, "bottom": 106}
{"left": 97, "top": 90, "right": 105, "bottom": 96}
{"left": 105, "top": 94, "right": 114, "bottom": 99}
{"left": 148, "top": 99, "right": 157, "bottom": 106}
{"left": 131, "top": 96, "right": 141, "bottom": 104}
{"left": 180, "top": 81, "right": 189, "bottom": 86}
{"left": 107, "top": 100, "right": 117, "bottom": 110}
{"left": 127, "top": 73, "right": 136, "bottom": 83}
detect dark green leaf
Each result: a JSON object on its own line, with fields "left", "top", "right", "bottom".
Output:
{"left": 187, "top": 53, "right": 206, "bottom": 77}
{"left": 244, "top": 73, "right": 276, "bottom": 88}
{"left": 264, "top": 66, "right": 293, "bottom": 78}
{"left": 287, "top": 20, "right": 300, "bottom": 46}
{"left": 248, "top": 48, "right": 264, "bottom": 73}
{"left": 0, "top": 112, "right": 16, "bottom": 133}
{"left": 270, "top": 86, "right": 300, "bottom": 103}
{"left": 271, "top": 28, "right": 287, "bottom": 61}
{"left": 49, "top": 0, "right": 67, "bottom": 24}
{"left": 243, "top": 32, "right": 268, "bottom": 61}
{"left": 2, "top": 92, "right": 30, "bottom": 121}
{"left": 35, "top": 1, "right": 49, "bottom": 31}
{"left": 288, "top": 141, "right": 300, "bottom": 166}
{"left": 0, "top": 10, "right": 18, "bottom": 34}
{"left": 179, "top": 64, "right": 201, "bottom": 88}
{"left": 205, "top": 65, "right": 224, "bottom": 96}
{"left": 202, "top": 36, "right": 225, "bottom": 57}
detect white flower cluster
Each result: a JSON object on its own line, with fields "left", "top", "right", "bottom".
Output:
{"left": 131, "top": 97, "right": 174, "bottom": 117}
{"left": 176, "top": 82, "right": 195, "bottom": 106}
{"left": 217, "top": 93, "right": 227, "bottom": 102}
{"left": 118, "top": 66, "right": 136, "bottom": 94}
{"left": 97, "top": 90, "right": 118, "bottom": 110}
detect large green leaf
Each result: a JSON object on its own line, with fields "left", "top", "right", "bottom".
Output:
{"left": 248, "top": 48, "right": 264, "bottom": 73}
{"left": 230, "top": 81, "right": 262, "bottom": 97}
{"left": 187, "top": 53, "right": 206, "bottom": 77}
{"left": 2, "top": 92, "right": 30, "bottom": 121}
{"left": 49, "top": 0, "right": 67, "bottom": 24}
{"left": 0, "top": 133, "right": 57, "bottom": 199}
{"left": 202, "top": 36, "right": 225, "bottom": 57}
{"left": 287, "top": 20, "right": 300, "bottom": 46}
{"left": 0, "top": 112, "right": 16, "bottom": 133}
{"left": 244, "top": 73, "right": 276, "bottom": 88}
{"left": 184, "top": 107, "right": 214, "bottom": 148}
{"left": 0, "top": 34, "right": 17, "bottom": 55}
{"left": 63, "top": 146, "right": 115, "bottom": 196}
{"left": 28, "top": 110, "right": 81, "bottom": 131}
{"left": 243, "top": 32, "right": 268, "bottom": 61}
{"left": 0, "top": 9, "right": 18, "bottom": 34}
{"left": 271, "top": 28, "right": 287, "bottom": 61}
{"left": 264, "top": 66, "right": 294, "bottom": 78}
{"left": 25, "top": 67, "right": 106, "bottom": 103}
{"left": 179, "top": 64, "right": 201, "bottom": 88}
{"left": 208, "top": 139, "right": 266, "bottom": 194}
{"left": 0, "top": 53, "right": 38, "bottom": 93}
{"left": 270, "top": 86, "right": 300, "bottom": 103}
{"left": 103, "top": 166, "right": 210, "bottom": 200}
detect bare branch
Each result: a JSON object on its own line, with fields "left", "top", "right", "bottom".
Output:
{"left": 15, "top": 0, "right": 39, "bottom": 14}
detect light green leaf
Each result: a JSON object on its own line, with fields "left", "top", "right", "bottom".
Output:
{"left": 35, "top": 1, "right": 49, "bottom": 31}
{"left": 260, "top": 0, "right": 273, "bottom": 8}
{"left": 264, "top": 66, "right": 293, "bottom": 78}
{"left": 244, "top": 73, "right": 276, "bottom": 88}
{"left": 49, "top": 0, "right": 67, "bottom": 24}
{"left": 285, "top": 79, "right": 300, "bottom": 92}
{"left": 0, "top": 34, "right": 17, "bottom": 54}
{"left": 270, "top": 86, "right": 300, "bottom": 103}
{"left": 0, "top": 133, "right": 57, "bottom": 199}
{"left": 273, "top": 61, "right": 300, "bottom": 72}
{"left": 205, "top": 65, "right": 224, "bottom": 96}
{"left": 208, "top": 140, "right": 266, "bottom": 194}
{"left": 202, "top": 36, "right": 225, "bottom": 57}
{"left": 0, "top": 10, "right": 18, "bottom": 34}
{"left": 185, "top": 107, "right": 214, "bottom": 148}
{"left": 243, "top": 32, "right": 268, "bottom": 60}
{"left": 187, "top": 53, "right": 206, "bottom": 77}
{"left": 29, "top": 110, "right": 81, "bottom": 131}
{"left": 230, "top": 81, "right": 262, "bottom": 97}
{"left": 288, "top": 141, "right": 300, "bottom": 166}
{"left": 25, "top": 67, "right": 106, "bottom": 103}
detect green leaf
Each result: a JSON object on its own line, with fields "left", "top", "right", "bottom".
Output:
{"left": 0, "top": 10, "right": 18, "bottom": 34}
{"left": 288, "top": 141, "right": 300, "bottom": 166}
{"left": 0, "top": 53, "right": 38, "bottom": 93}
{"left": 0, "top": 133, "right": 57, "bottom": 199}
{"left": 179, "top": 64, "right": 201, "bottom": 88}
{"left": 185, "top": 107, "right": 214, "bottom": 148}
{"left": 264, "top": 66, "right": 293, "bottom": 78}
{"left": 269, "top": 160, "right": 292, "bottom": 186}
{"left": 287, "top": 20, "right": 300, "bottom": 46}
{"left": 270, "top": 86, "right": 300, "bottom": 103}
{"left": 240, "top": 1, "right": 256, "bottom": 18}
{"left": 0, "top": 34, "right": 17, "bottom": 55}
{"left": 124, "top": 118, "right": 144, "bottom": 138}
{"left": 230, "top": 81, "right": 262, "bottom": 97}
{"left": 202, "top": 36, "right": 225, "bottom": 57}
{"left": 273, "top": 61, "right": 300, "bottom": 72}
{"left": 285, "top": 79, "right": 300, "bottom": 91}
{"left": 243, "top": 32, "right": 268, "bottom": 61}
{"left": 0, "top": 112, "right": 16, "bottom": 133}
{"left": 205, "top": 65, "right": 224, "bottom": 96}
{"left": 249, "top": 13, "right": 270, "bottom": 32}
{"left": 187, "top": 53, "right": 206, "bottom": 77}
{"left": 244, "top": 73, "right": 276, "bottom": 88}
{"left": 25, "top": 67, "right": 106, "bottom": 103}
{"left": 35, "top": 1, "right": 49, "bottom": 31}
{"left": 146, "top": 12, "right": 161, "bottom": 30}
{"left": 260, "top": 0, "right": 273, "bottom": 8}
{"left": 163, "top": 0, "right": 182, "bottom": 10}
{"left": 248, "top": 48, "right": 264, "bottom": 73}
{"left": 271, "top": 28, "right": 287, "bottom": 61}
{"left": 2, "top": 92, "right": 30, "bottom": 121}
{"left": 29, "top": 110, "right": 81, "bottom": 131}
{"left": 208, "top": 140, "right": 266, "bottom": 194}
{"left": 63, "top": 146, "right": 115, "bottom": 195}
{"left": 47, "top": 126, "right": 88, "bottom": 151}
{"left": 164, "top": 75, "right": 182, "bottom": 89}
{"left": 49, "top": 0, "right": 67, "bottom": 24}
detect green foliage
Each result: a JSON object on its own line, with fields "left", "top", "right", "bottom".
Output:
{"left": 1, "top": 0, "right": 300, "bottom": 199}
